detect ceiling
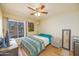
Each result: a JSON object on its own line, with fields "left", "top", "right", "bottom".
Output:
{"left": 1, "top": 3, "right": 79, "bottom": 20}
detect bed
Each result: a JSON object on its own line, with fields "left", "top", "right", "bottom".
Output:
{"left": 20, "top": 37, "right": 45, "bottom": 56}
{"left": 20, "top": 34, "right": 53, "bottom": 56}
{"left": 32, "top": 35, "right": 49, "bottom": 46}
{"left": 37, "top": 33, "right": 53, "bottom": 44}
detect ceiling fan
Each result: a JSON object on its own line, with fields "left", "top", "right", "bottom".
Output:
{"left": 27, "top": 4, "right": 48, "bottom": 16}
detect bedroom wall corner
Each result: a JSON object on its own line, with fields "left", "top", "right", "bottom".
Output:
{"left": 38, "top": 6, "right": 79, "bottom": 51}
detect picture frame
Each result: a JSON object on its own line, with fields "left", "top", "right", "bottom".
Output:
{"left": 28, "top": 22, "right": 34, "bottom": 32}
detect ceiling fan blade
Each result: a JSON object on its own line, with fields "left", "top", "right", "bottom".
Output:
{"left": 36, "top": 4, "right": 45, "bottom": 10}
{"left": 41, "top": 12, "right": 48, "bottom": 14}
{"left": 30, "top": 12, "right": 35, "bottom": 15}
{"left": 27, "top": 7, "right": 36, "bottom": 11}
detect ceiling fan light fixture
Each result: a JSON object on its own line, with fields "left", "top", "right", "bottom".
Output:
{"left": 34, "top": 12, "right": 40, "bottom": 16}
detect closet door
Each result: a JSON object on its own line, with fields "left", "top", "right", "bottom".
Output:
{"left": 62, "top": 29, "right": 71, "bottom": 50}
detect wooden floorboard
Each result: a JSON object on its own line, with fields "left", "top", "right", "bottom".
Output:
{"left": 19, "top": 45, "right": 73, "bottom": 56}
{"left": 39, "top": 45, "right": 73, "bottom": 56}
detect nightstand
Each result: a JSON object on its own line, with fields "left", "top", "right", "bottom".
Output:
{"left": 0, "top": 39, "right": 18, "bottom": 56}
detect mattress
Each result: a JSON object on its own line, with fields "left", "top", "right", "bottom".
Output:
{"left": 33, "top": 35, "right": 49, "bottom": 46}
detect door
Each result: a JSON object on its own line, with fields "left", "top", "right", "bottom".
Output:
{"left": 62, "top": 29, "right": 71, "bottom": 50}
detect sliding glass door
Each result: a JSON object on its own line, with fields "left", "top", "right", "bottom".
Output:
{"left": 8, "top": 21, "right": 17, "bottom": 38}
{"left": 8, "top": 20, "right": 24, "bottom": 38}
{"left": 17, "top": 22, "right": 24, "bottom": 37}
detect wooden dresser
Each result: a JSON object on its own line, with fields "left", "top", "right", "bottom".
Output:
{"left": 0, "top": 39, "right": 18, "bottom": 56}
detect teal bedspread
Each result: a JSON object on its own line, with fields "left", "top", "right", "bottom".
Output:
{"left": 38, "top": 33, "right": 53, "bottom": 43}
{"left": 21, "top": 37, "right": 45, "bottom": 56}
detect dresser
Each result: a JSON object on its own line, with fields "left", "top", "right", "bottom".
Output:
{"left": 73, "top": 36, "right": 79, "bottom": 56}
{"left": 0, "top": 39, "right": 18, "bottom": 56}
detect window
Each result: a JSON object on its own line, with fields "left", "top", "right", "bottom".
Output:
{"left": 17, "top": 22, "right": 24, "bottom": 37}
{"left": 8, "top": 21, "right": 17, "bottom": 38}
{"left": 8, "top": 20, "right": 24, "bottom": 38}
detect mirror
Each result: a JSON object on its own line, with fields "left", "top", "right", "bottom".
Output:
{"left": 62, "top": 29, "right": 71, "bottom": 50}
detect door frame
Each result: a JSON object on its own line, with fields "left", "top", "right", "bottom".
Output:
{"left": 62, "top": 29, "right": 71, "bottom": 50}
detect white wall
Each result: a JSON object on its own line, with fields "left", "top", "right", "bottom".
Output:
{"left": 0, "top": 6, "right": 3, "bottom": 37}
{"left": 39, "top": 9, "right": 79, "bottom": 51}
{"left": 2, "top": 12, "right": 38, "bottom": 37}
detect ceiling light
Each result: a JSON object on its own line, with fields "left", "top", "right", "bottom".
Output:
{"left": 37, "top": 12, "right": 40, "bottom": 16}
{"left": 35, "top": 13, "right": 38, "bottom": 16}
{"left": 34, "top": 12, "right": 40, "bottom": 16}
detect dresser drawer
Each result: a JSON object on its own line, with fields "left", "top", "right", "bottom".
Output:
{"left": 0, "top": 47, "right": 18, "bottom": 56}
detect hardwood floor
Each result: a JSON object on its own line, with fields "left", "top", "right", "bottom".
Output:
{"left": 39, "top": 45, "right": 73, "bottom": 56}
{"left": 18, "top": 45, "right": 73, "bottom": 56}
